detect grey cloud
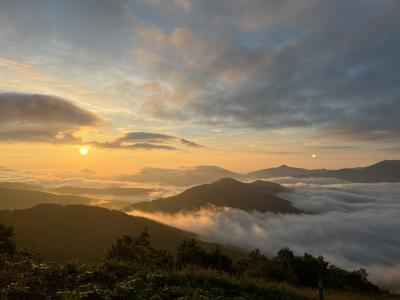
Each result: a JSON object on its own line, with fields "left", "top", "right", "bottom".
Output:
{"left": 94, "top": 141, "right": 177, "bottom": 151}
{"left": 0, "top": 93, "right": 201, "bottom": 150}
{"left": 127, "top": 142, "right": 176, "bottom": 150}
{"left": 0, "top": 92, "right": 100, "bottom": 125}
{"left": 138, "top": 0, "right": 400, "bottom": 142}
{"left": 92, "top": 131, "right": 201, "bottom": 151}
{"left": 0, "top": 92, "right": 101, "bottom": 143}
{"left": 180, "top": 138, "right": 202, "bottom": 148}
{"left": 119, "top": 132, "right": 201, "bottom": 148}
{"left": 0, "top": 0, "right": 136, "bottom": 55}
{"left": 129, "top": 180, "right": 400, "bottom": 292}
{"left": 119, "top": 132, "right": 175, "bottom": 142}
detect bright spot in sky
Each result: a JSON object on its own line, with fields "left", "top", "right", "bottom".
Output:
{"left": 80, "top": 147, "right": 89, "bottom": 156}
{"left": 312, "top": 153, "right": 317, "bottom": 158}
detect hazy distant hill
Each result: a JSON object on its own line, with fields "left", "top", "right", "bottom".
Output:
{"left": 247, "top": 160, "right": 400, "bottom": 183}
{"left": 0, "top": 204, "right": 216, "bottom": 262}
{"left": 129, "top": 178, "right": 300, "bottom": 214}
{"left": 0, "top": 188, "right": 129, "bottom": 210}
{"left": 0, "top": 181, "right": 153, "bottom": 198}
{"left": 49, "top": 186, "right": 153, "bottom": 197}
{"left": 0, "top": 182, "right": 43, "bottom": 191}
{"left": 303, "top": 160, "right": 400, "bottom": 183}
{"left": 246, "top": 165, "right": 324, "bottom": 179}
{"left": 119, "top": 160, "right": 400, "bottom": 186}
{"left": 117, "top": 165, "right": 243, "bottom": 186}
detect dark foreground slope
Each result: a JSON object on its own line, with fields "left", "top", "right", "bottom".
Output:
{"left": 0, "top": 204, "right": 213, "bottom": 262}
{"left": 129, "top": 178, "right": 300, "bottom": 214}
{"left": 1, "top": 223, "right": 394, "bottom": 299}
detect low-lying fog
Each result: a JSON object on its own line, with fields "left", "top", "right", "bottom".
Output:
{"left": 130, "top": 178, "right": 400, "bottom": 292}
{"left": 2, "top": 167, "right": 399, "bottom": 291}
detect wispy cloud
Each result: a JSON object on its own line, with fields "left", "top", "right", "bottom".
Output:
{"left": 92, "top": 131, "right": 202, "bottom": 151}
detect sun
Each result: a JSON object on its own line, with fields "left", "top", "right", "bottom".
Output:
{"left": 311, "top": 153, "right": 317, "bottom": 159}
{"left": 79, "top": 146, "right": 89, "bottom": 156}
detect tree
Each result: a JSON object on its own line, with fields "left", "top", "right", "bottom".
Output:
{"left": 0, "top": 224, "right": 16, "bottom": 256}
{"left": 208, "top": 246, "right": 232, "bottom": 272}
{"left": 237, "top": 249, "right": 270, "bottom": 278}
{"left": 106, "top": 229, "right": 173, "bottom": 270}
{"left": 293, "top": 253, "right": 328, "bottom": 287}
{"left": 176, "top": 238, "right": 208, "bottom": 269}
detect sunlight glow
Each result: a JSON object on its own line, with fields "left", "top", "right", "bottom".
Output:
{"left": 80, "top": 146, "right": 89, "bottom": 156}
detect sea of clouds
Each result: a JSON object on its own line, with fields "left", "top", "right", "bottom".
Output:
{"left": 0, "top": 167, "right": 182, "bottom": 202}
{"left": 130, "top": 178, "right": 400, "bottom": 292}
{"left": 2, "top": 165, "right": 399, "bottom": 291}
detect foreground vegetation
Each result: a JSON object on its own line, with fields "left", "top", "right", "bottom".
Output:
{"left": 0, "top": 224, "right": 398, "bottom": 299}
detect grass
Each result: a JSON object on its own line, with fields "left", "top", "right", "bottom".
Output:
{"left": 73, "top": 269, "right": 397, "bottom": 300}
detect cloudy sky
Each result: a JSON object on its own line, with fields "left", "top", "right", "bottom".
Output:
{"left": 1, "top": 0, "right": 399, "bottom": 172}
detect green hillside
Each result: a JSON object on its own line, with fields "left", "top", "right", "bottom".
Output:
{"left": 0, "top": 223, "right": 398, "bottom": 299}
{"left": 0, "top": 204, "right": 219, "bottom": 262}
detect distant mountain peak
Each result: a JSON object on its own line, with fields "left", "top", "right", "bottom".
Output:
{"left": 212, "top": 177, "right": 243, "bottom": 185}
{"left": 276, "top": 164, "right": 306, "bottom": 170}
{"left": 194, "top": 165, "right": 231, "bottom": 171}
{"left": 129, "top": 178, "right": 300, "bottom": 214}
{"left": 371, "top": 159, "right": 400, "bottom": 167}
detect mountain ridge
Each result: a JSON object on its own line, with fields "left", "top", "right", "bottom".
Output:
{"left": 128, "top": 178, "right": 300, "bottom": 214}
{"left": 0, "top": 188, "right": 130, "bottom": 210}
{"left": 0, "top": 204, "right": 224, "bottom": 262}
{"left": 117, "top": 160, "right": 400, "bottom": 186}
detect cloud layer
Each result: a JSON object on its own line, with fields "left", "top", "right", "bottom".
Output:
{"left": 1, "top": 0, "right": 399, "bottom": 155}
{"left": 0, "top": 93, "right": 201, "bottom": 151}
{"left": 133, "top": 0, "right": 400, "bottom": 142}
{"left": 0, "top": 92, "right": 100, "bottom": 143}
{"left": 93, "top": 131, "right": 202, "bottom": 151}
{"left": 129, "top": 178, "right": 400, "bottom": 292}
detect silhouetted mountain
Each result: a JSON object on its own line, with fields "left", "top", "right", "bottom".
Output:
{"left": 247, "top": 160, "right": 400, "bottom": 183}
{"left": 0, "top": 204, "right": 216, "bottom": 262}
{"left": 249, "top": 180, "right": 290, "bottom": 194}
{"left": 49, "top": 186, "right": 153, "bottom": 197}
{"left": 0, "top": 182, "right": 153, "bottom": 200}
{"left": 305, "top": 160, "right": 400, "bottom": 183}
{"left": 117, "top": 165, "right": 243, "bottom": 186}
{"left": 129, "top": 178, "right": 300, "bottom": 214}
{"left": 0, "top": 188, "right": 129, "bottom": 210}
{"left": 247, "top": 165, "right": 319, "bottom": 179}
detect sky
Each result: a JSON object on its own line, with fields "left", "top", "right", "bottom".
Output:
{"left": 1, "top": 0, "right": 399, "bottom": 173}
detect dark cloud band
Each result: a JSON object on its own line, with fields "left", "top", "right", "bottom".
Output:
{"left": 0, "top": 92, "right": 101, "bottom": 143}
